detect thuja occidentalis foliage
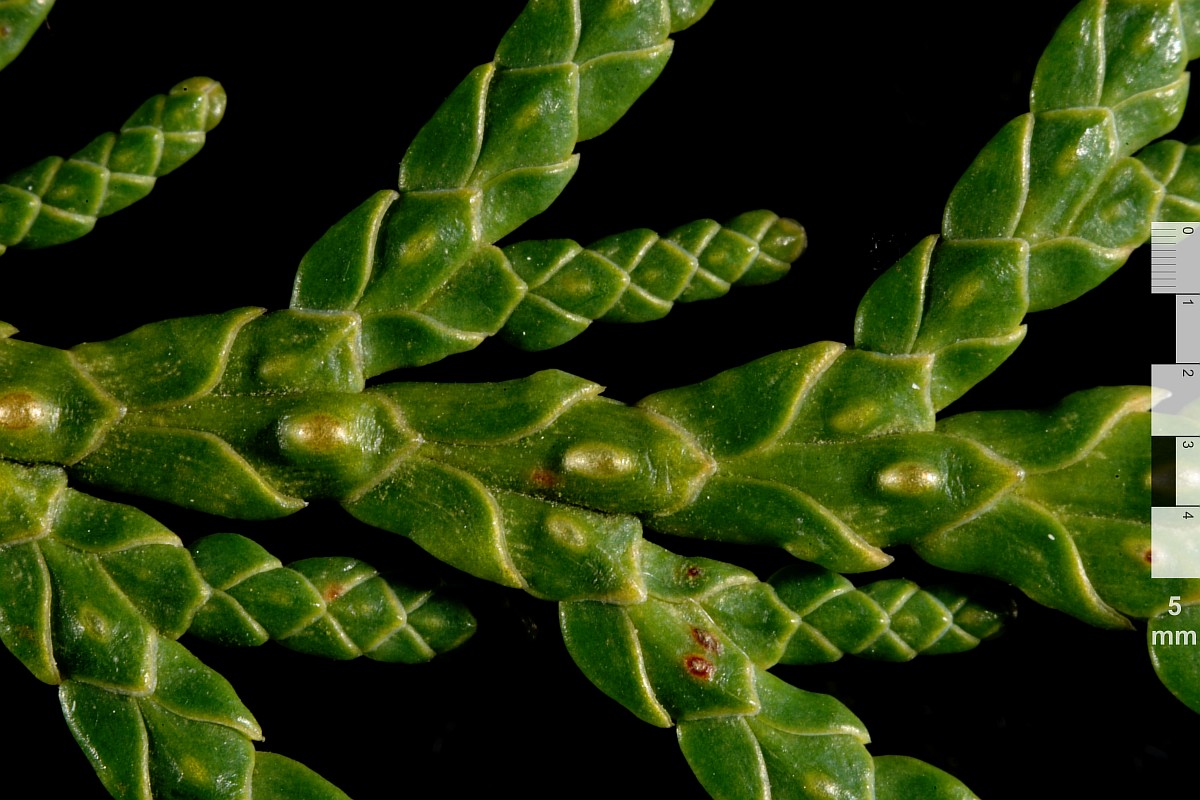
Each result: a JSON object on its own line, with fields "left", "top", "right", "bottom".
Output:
{"left": 1, "top": 1, "right": 1198, "bottom": 797}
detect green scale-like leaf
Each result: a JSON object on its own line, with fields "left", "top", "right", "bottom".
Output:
{"left": 0, "top": 334, "right": 122, "bottom": 465}
{"left": 1149, "top": 602, "right": 1200, "bottom": 714}
{"left": 770, "top": 566, "right": 1008, "bottom": 664}
{"left": 188, "top": 533, "right": 476, "bottom": 662}
{"left": 59, "top": 309, "right": 415, "bottom": 518}
{"left": 853, "top": 0, "right": 1186, "bottom": 409}
{"left": 678, "top": 670, "right": 874, "bottom": 800}
{"left": 14, "top": 291, "right": 1159, "bottom": 635}
{"left": 500, "top": 211, "right": 806, "bottom": 351}
{"left": 350, "top": 371, "right": 713, "bottom": 600}
{"left": 3, "top": 2, "right": 1195, "bottom": 796}
{"left": 0, "top": 463, "right": 210, "bottom": 689}
{"left": 873, "top": 756, "right": 981, "bottom": 800}
{"left": 560, "top": 542, "right": 782, "bottom": 725}
{"left": 639, "top": 343, "right": 1022, "bottom": 571}
{"left": 913, "top": 386, "right": 1192, "bottom": 627}
{"left": 1137, "top": 138, "right": 1200, "bottom": 221}
{"left": 287, "top": 0, "right": 799, "bottom": 375}
{"left": 250, "top": 754, "right": 352, "bottom": 800}
{"left": 0, "top": 461, "right": 428, "bottom": 798}
{"left": 0, "top": 76, "right": 225, "bottom": 251}
{"left": 561, "top": 541, "right": 891, "bottom": 800}
{"left": 0, "top": 0, "right": 55, "bottom": 73}
{"left": 60, "top": 639, "right": 261, "bottom": 800}
{"left": 0, "top": 463, "right": 340, "bottom": 794}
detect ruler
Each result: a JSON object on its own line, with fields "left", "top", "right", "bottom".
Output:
{"left": 1151, "top": 222, "right": 1200, "bottom": 578}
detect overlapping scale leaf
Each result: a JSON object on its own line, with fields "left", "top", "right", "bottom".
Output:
{"left": 0, "top": 77, "right": 225, "bottom": 251}
{"left": 638, "top": 542, "right": 800, "bottom": 668}
{"left": 0, "top": 457, "right": 63, "bottom": 542}
{"left": 559, "top": 535, "right": 990, "bottom": 797}
{"left": 500, "top": 211, "right": 805, "bottom": 350}
{"left": 348, "top": 371, "right": 717, "bottom": 598}
{"left": 60, "top": 638, "right": 261, "bottom": 800}
{"left": 0, "top": 537, "right": 56, "bottom": 682}
{"left": 1138, "top": 139, "right": 1200, "bottom": 220}
{"left": 0, "top": 470, "right": 330, "bottom": 796}
{"left": 68, "top": 312, "right": 421, "bottom": 517}
{"left": 407, "top": 392, "right": 712, "bottom": 515}
{"left": 292, "top": 0, "right": 723, "bottom": 374}
{"left": 854, "top": 236, "right": 1031, "bottom": 408}
{"left": 10, "top": 510, "right": 141, "bottom": 691}
{"left": 353, "top": 242, "right": 528, "bottom": 374}
{"left": 0, "top": 335, "right": 122, "bottom": 465}
{"left": 639, "top": 344, "right": 1020, "bottom": 570}
{"left": 561, "top": 594, "right": 760, "bottom": 724}
{"left": 0, "top": 464, "right": 364, "bottom": 798}
{"left": 0, "top": 0, "right": 55, "bottom": 72}
{"left": 379, "top": 368, "right": 599, "bottom": 442}
{"left": 187, "top": 533, "right": 475, "bottom": 662}
{"left": 639, "top": 345, "right": 934, "bottom": 457}
{"left": 216, "top": 309, "right": 366, "bottom": 395}
{"left": 873, "top": 756, "right": 981, "bottom": 800}
{"left": 344, "top": 450, "right": 655, "bottom": 601}
{"left": 1149, "top": 602, "right": 1200, "bottom": 714}
{"left": 345, "top": 455, "right": 522, "bottom": 587}
{"left": 51, "top": 489, "right": 209, "bottom": 638}
{"left": 561, "top": 540, "right": 898, "bottom": 800}
{"left": 70, "top": 308, "right": 261, "bottom": 407}
{"left": 653, "top": 473, "right": 895, "bottom": 573}
{"left": 250, "top": 753, "right": 353, "bottom": 800}
{"left": 856, "top": 0, "right": 1188, "bottom": 407}
{"left": 722, "top": 433, "right": 1019, "bottom": 552}
{"left": 678, "top": 670, "right": 874, "bottom": 800}
{"left": 914, "top": 386, "right": 1169, "bottom": 627}
{"left": 63, "top": 669, "right": 348, "bottom": 800}
{"left": 63, "top": 306, "right": 394, "bottom": 518}
{"left": 769, "top": 566, "right": 1008, "bottom": 664}
{"left": 560, "top": 544, "right": 839, "bottom": 729}
{"left": 490, "top": 491, "right": 647, "bottom": 602}
{"left": 0, "top": 466, "right": 210, "bottom": 688}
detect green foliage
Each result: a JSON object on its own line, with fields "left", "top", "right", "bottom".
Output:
{"left": 0, "top": 0, "right": 52, "bottom": 72}
{"left": 0, "top": 75, "right": 224, "bottom": 252}
{"left": 769, "top": 567, "right": 1008, "bottom": 664}
{"left": 500, "top": 211, "right": 805, "bottom": 350}
{"left": 0, "top": 0, "right": 1195, "bottom": 797}
{"left": 188, "top": 533, "right": 476, "bottom": 661}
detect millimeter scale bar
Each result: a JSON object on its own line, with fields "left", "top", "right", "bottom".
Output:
{"left": 1151, "top": 221, "right": 1200, "bottom": 578}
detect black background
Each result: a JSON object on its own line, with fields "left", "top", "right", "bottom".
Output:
{"left": 2, "top": 1, "right": 1193, "bottom": 797}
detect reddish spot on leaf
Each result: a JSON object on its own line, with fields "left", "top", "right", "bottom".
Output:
{"left": 1144, "top": 548, "right": 1154, "bottom": 565}
{"left": 691, "top": 627, "right": 722, "bottom": 654}
{"left": 324, "top": 584, "right": 345, "bottom": 602}
{"left": 530, "top": 467, "right": 562, "bottom": 489}
{"left": 684, "top": 654, "right": 715, "bottom": 680}
{"left": 685, "top": 565, "right": 703, "bottom": 579}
